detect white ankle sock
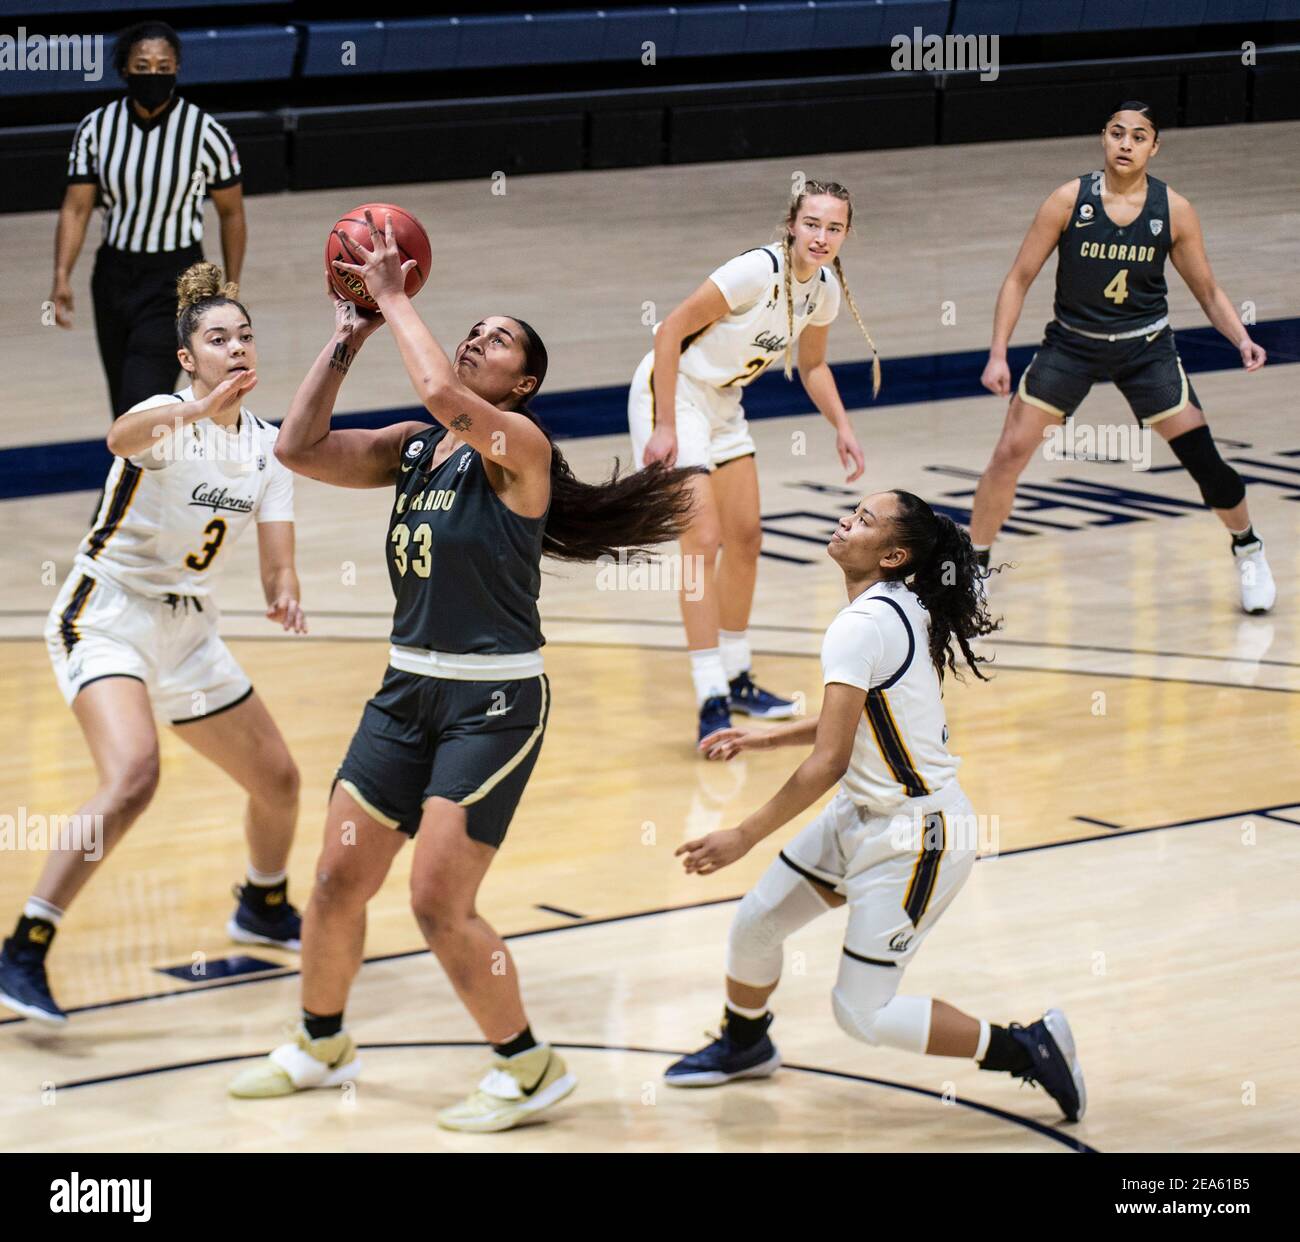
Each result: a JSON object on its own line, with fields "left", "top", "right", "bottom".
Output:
{"left": 726, "top": 1000, "right": 768, "bottom": 1019}
{"left": 690, "top": 649, "right": 729, "bottom": 705}
{"left": 246, "top": 865, "right": 287, "bottom": 887}
{"left": 718, "top": 629, "right": 751, "bottom": 682}
{"left": 24, "top": 896, "right": 64, "bottom": 926}
{"left": 974, "top": 1019, "right": 991, "bottom": 1061}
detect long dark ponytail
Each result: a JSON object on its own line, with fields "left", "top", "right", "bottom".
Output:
{"left": 508, "top": 316, "right": 697, "bottom": 562}
{"left": 885, "top": 490, "right": 999, "bottom": 682}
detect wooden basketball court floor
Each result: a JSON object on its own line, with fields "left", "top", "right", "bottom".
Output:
{"left": 1, "top": 123, "right": 1297, "bottom": 1152}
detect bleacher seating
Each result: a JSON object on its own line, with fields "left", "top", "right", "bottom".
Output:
{"left": 0, "top": 24, "right": 298, "bottom": 94}
{"left": 6, "top": 0, "right": 1299, "bottom": 96}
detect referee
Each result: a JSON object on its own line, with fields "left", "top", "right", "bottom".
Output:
{"left": 50, "top": 21, "right": 247, "bottom": 418}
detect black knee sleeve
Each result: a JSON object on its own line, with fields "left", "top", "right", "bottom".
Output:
{"left": 1168, "top": 425, "right": 1246, "bottom": 510}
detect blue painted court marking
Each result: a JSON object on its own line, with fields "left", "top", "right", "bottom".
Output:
{"left": 5, "top": 317, "right": 1297, "bottom": 502}
{"left": 45, "top": 1040, "right": 1097, "bottom": 1153}
{"left": 155, "top": 955, "right": 286, "bottom": 984}
{"left": 1255, "top": 809, "right": 1300, "bottom": 826}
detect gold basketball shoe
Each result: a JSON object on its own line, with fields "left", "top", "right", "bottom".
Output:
{"left": 436, "top": 1043, "right": 576, "bottom": 1132}
{"left": 228, "top": 1025, "right": 360, "bottom": 1098}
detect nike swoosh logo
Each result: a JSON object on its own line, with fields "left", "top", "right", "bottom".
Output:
{"left": 520, "top": 1055, "right": 552, "bottom": 1096}
{"left": 1074, "top": 220, "right": 1093, "bottom": 228}
{"left": 400, "top": 464, "right": 414, "bottom": 473}
{"left": 1145, "top": 332, "right": 1160, "bottom": 342}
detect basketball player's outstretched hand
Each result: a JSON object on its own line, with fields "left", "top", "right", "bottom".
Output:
{"left": 330, "top": 210, "right": 417, "bottom": 303}
{"left": 981, "top": 356, "right": 1011, "bottom": 396}
{"left": 266, "top": 593, "right": 308, "bottom": 634}
{"left": 836, "top": 429, "right": 865, "bottom": 482}
{"left": 699, "top": 726, "right": 761, "bottom": 761}
{"left": 1240, "top": 339, "right": 1267, "bottom": 372}
{"left": 676, "top": 828, "right": 748, "bottom": 875}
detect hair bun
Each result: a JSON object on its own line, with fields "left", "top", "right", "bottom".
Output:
{"left": 176, "top": 261, "right": 239, "bottom": 312}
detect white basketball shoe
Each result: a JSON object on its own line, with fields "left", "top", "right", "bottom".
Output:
{"left": 1233, "top": 540, "right": 1276, "bottom": 615}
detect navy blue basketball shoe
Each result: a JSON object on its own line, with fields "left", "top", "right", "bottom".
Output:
{"left": 0, "top": 935, "right": 67, "bottom": 1026}
{"left": 664, "top": 1013, "right": 781, "bottom": 1087}
{"left": 1009, "top": 1008, "right": 1086, "bottom": 1122}
{"left": 698, "top": 695, "right": 732, "bottom": 746}
{"left": 227, "top": 882, "right": 302, "bottom": 952}
{"left": 728, "top": 670, "right": 797, "bottom": 719}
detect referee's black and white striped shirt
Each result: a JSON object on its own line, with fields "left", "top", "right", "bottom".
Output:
{"left": 67, "top": 96, "right": 241, "bottom": 254}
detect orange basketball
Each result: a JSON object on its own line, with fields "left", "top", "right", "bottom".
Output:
{"left": 326, "top": 202, "right": 431, "bottom": 310}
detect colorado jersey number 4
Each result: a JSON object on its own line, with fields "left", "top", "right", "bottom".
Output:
{"left": 75, "top": 386, "right": 294, "bottom": 598}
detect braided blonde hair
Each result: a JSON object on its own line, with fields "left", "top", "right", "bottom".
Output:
{"left": 779, "top": 180, "right": 881, "bottom": 397}
{"left": 175, "top": 261, "right": 246, "bottom": 349}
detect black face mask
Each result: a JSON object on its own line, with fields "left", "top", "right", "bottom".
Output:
{"left": 125, "top": 73, "right": 176, "bottom": 111}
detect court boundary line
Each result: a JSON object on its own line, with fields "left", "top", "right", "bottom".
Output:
{"left": 2, "top": 634, "right": 1291, "bottom": 695}
{"left": 1, "top": 804, "right": 1291, "bottom": 1028}
{"left": 3, "top": 614, "right": 1298, "bottom": 674}
{"left": 38, "top": 1039, "right": 1097, "bottom": 1155}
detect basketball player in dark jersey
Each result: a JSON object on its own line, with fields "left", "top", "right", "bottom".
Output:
{"left": 969, "top": 102, "right": 1274, "bottom": 614}
{"left": 230, "top": 212, "right": 694, "bottom": 1132}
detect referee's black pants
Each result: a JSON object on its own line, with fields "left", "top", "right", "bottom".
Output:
{"left": 91, "top": 242, "right": 203, "bottom": 418}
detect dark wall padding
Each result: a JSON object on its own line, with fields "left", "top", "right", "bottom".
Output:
{"left": 3, "top": 46, "right": 1296, "bottom": 213}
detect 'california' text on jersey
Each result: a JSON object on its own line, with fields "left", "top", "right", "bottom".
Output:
{"left": 75, "top": 387, "right": 294, "bottom": 598}
{"left": 387, "top": 427, "right": 547, "bottom": 654}
{"left": 1053, "top": 171, "right": 1171, "bottom": 333}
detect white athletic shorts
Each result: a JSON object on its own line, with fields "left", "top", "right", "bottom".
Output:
{"left": 780, "top": 782, "right": 978, "bottom": 967}
{"left": 627, "top": 350, "right": 756, "bottom": 472}
{"left": 45, "top": 570, "right": 252, "bottom": 724}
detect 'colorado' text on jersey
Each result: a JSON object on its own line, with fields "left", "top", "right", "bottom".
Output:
{"left": 1053, "top": 171, "right": 1171, "bottom": 333}
{"left": 387, "top": 427, "right": 547, "bottom": 655}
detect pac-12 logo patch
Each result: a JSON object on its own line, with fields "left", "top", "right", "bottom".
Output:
{"left": 256, "top": 454, "right": 266, "bottom": 471}
{"left": 1078, "top": 203, "right": 1094, "bottom": 220}
{"left": 404, "top": 439, "right": 426, "bottom": 459}
{"left": 1149, "top": 218, "right": 1163, "bottom": 236}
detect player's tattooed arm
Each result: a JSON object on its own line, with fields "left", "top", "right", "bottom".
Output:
{"left": 277, "top": 319, "right": 422, "bottom": 488}
{"left": 328, "top": 339, "right": 356, "bottom": 376}
{"left": 449, "top": 412, "right": 472, "bottom": 432}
